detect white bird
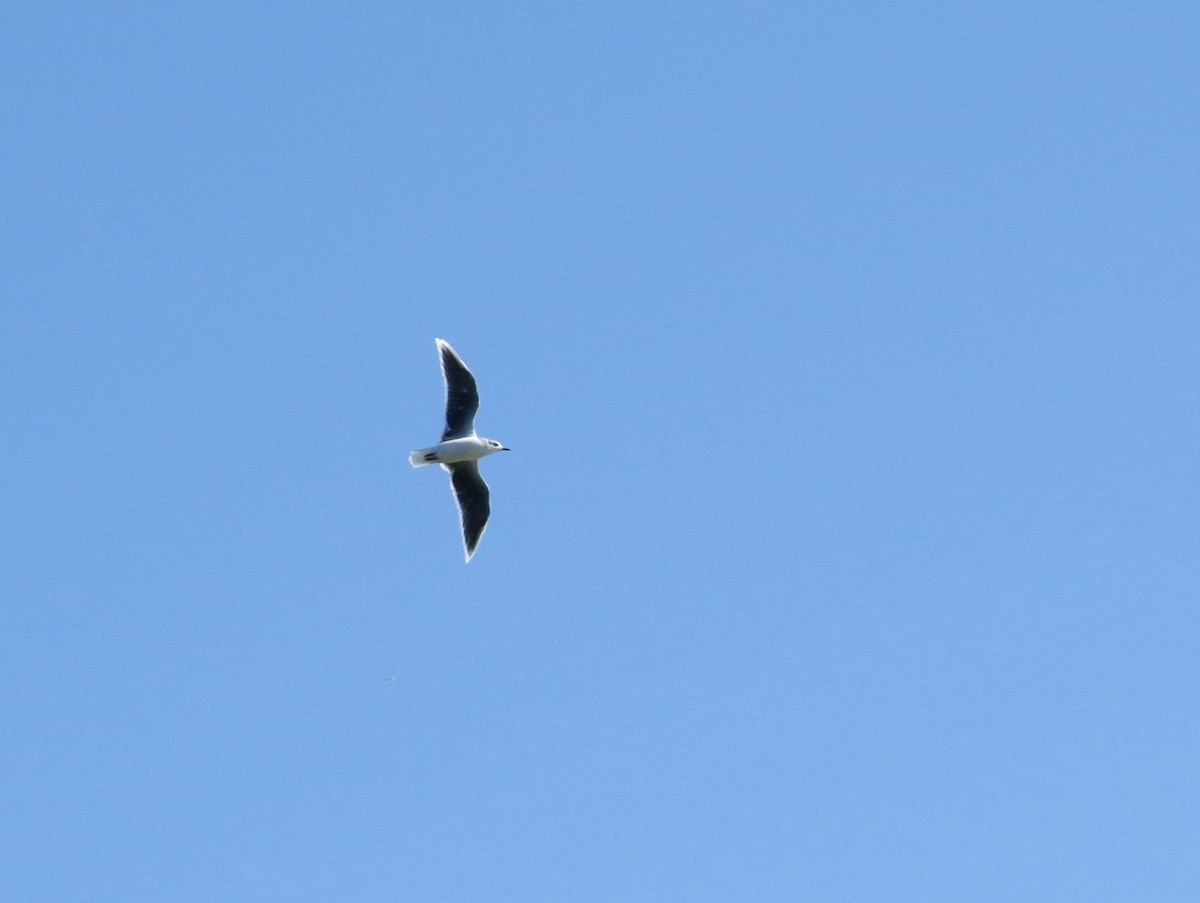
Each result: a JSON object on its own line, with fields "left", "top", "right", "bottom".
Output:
{"left": 410, "top": 338, "right": 510, "bottom": 561}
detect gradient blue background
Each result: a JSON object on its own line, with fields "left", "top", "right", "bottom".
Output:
{"left": 4, "top": 3, "right": 1198, "bottom": 900}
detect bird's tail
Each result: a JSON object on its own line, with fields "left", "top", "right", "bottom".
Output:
{"left": 409, "top": 448, "right": 439, "bottom": 467}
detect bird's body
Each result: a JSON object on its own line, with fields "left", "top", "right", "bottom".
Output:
{"left": 409, "top": 435, "right": 505, "bottom": 467}
{"left": 410, "top": 339, "right": 509, "bottom": 561}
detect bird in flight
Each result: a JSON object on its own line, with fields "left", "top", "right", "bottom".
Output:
{"left": 410, "top": 338, "right": 510, "bottom": 561}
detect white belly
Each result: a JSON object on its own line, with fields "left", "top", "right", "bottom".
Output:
{"left": 433, "top": 436, "right": 488, "bottom": 464}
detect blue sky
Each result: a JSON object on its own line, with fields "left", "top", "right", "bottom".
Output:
{"left": 3, "top": 3, "right": 1199, "bottom": 900}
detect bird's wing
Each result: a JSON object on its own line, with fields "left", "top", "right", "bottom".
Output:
{"left": 448, "top": 461, "right": 491, "bottom": 562}
{"left": 437, "top": 338, "right": 480, "bottom": 440}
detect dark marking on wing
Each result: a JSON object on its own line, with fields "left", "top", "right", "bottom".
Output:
{"left": 448, "top": 461, "right": 491, "bottom": 561}
{"left": 439, "top": 340, "right": 479, "bottom": 440}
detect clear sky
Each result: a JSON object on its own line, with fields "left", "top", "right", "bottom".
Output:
{"left": 3, "top": 3, "right": 1198, "bottom": 900}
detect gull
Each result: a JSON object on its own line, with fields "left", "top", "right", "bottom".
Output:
{"left": 410, "top": 338, "right": 510, "bottom": 561}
